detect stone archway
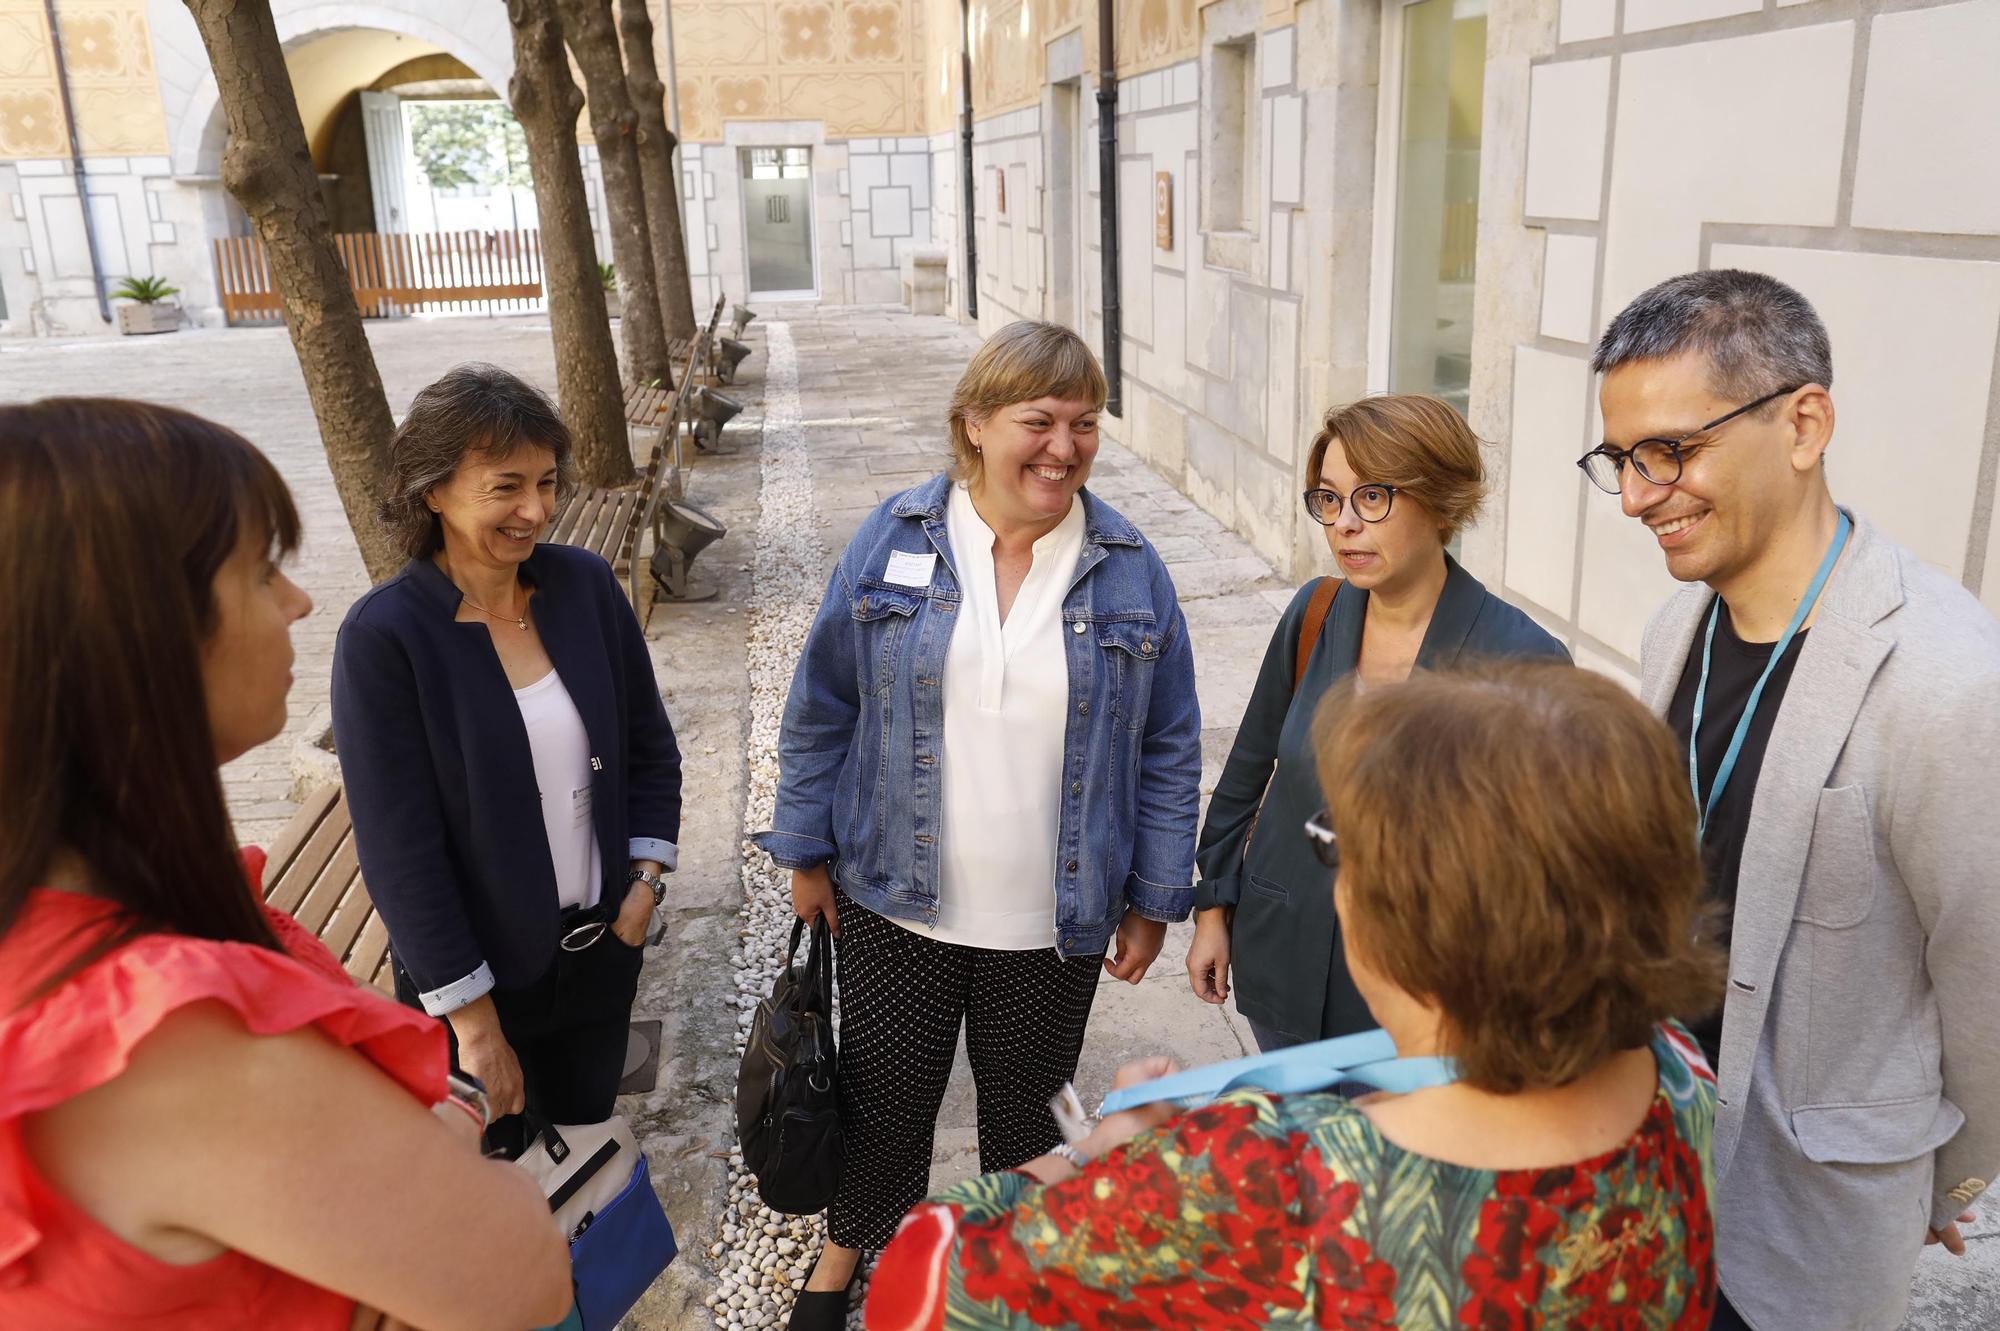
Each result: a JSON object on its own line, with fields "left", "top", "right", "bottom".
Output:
{"left": 147, "top": 0, "right": 517, "bottom": 177}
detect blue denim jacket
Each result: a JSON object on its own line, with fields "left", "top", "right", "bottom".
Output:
{"left": 754, "top": 473, "right": 1201, "bottom": 957}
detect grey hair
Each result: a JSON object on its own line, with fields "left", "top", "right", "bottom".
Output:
{"left": 1592, "top": 269, "right": 1833, "bottom": 408}
{"left": 379, "top": 362, "right": 577, "bottom": 559}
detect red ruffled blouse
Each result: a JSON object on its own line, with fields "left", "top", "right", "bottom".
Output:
{"left": 0, "top": 852, "right": 448, "bottom": 1329}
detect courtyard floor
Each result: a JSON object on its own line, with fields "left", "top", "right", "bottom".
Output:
{"left": 1, "top": 306, "right": 1988, "bottom": 1328}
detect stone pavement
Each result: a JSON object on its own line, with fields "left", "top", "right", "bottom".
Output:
{"left": 3, "top": 306, "right": 1989, "bottom": 1328}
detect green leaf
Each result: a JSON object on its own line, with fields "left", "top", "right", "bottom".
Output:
{"left": 111, "top": 275, "right": 178, "bottom": 303}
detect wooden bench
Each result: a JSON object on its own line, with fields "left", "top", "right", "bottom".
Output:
{"left": 623, "top": 382, "right": 676, "bottom": 432}
{"left": 543, "top": 441, "right": 663, "bottom": 607}
{"left": 262, "top": 784, "right": 395, "bottom": 996}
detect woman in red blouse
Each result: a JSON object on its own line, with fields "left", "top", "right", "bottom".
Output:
{"left": 868, "top": 662, "right": 1726, "bottom": 1330}
{"left": 0, "top": 399, "right": 574, "bottom": 1330}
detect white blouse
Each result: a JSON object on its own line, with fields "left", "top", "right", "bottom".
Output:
{"left": 894, "top": 483, "right": 1084, "bottom": 950}
{"left": 514, "top": 668, "right": 604, "bottom": 911}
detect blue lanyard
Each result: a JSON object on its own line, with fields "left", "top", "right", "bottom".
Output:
{"left": 1099, "top": 1027, "right": 1456, "bottom": 1114}
{"left": 1690, "top": 510, "right": 1850, "bottom": 839}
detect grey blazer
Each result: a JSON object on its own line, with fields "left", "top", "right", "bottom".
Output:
{"left": 1639, "top": 509, "right": 2000, "bottom": 1331}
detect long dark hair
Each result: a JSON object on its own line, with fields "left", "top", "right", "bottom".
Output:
{"left": 0, "top": 398, "right": 301, "bottom": 999}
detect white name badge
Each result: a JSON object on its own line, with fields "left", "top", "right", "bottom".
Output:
{"left": 883, "top": 550, "right": 937, "bottom": 588}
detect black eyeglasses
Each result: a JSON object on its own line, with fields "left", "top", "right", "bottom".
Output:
{"left": 1303, "top": 483, "right": 1398, "bottom": 526}
{"left": 1303, "top": 810, "right": 1339, "bottom": 868}
{"left": 1576, "top": 386, "right": 1801, "bottom": 494}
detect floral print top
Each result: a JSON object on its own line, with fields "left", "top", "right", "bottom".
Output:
{"left": 866, "top": 1023, "right": 1717, "bottom": 1331}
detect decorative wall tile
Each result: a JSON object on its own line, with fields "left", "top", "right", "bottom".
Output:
{"left": 1504, "top": 347, "right": 1590, "bottom": 618}
{"left": 1523, "top": 57, "right": 1611, "bottom": 221}
{"left": 1623, "top": 0, "right": 1759, "bottom": 33}
{"left": 1558, "top": 0, "right": 1614, "bottom": 44}
{"left": 1601, "top": 23, "right": 1851, "bottom": 315}
{"left": 1538, "top": 233, "right": 1597, "bottom": 344}
{"left": 0, "top": 1, "right": 166, "bottom": 156}
{"left": 1851, "top": 0, "right": 2000, "bottom": 237}
{"left": 776, "top": 4, "right": 838, "bottom": 64}
{"left": 844, "top": 2, "right": 903, "bottom": 62}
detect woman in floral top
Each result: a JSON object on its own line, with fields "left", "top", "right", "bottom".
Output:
{"left": 866, "top": 663, "right": 1725, "bottom": 1330}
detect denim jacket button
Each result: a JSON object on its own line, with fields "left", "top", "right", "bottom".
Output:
{"left": 1065, "top": 859, "right": 1078, "bottom": 873}
{"left": 1077, "top": 701, "right": 1089, "bottom": 715}
{"left": 1072, "top": 621, "right": 1086, "bottom": 635}
{"left": 1070, "top": 781, "right": 1082, "bottom": 795}
{"left": 1141, "top": 637, "right": 1153, "bottom": 653}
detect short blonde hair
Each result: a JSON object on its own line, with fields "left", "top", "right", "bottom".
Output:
{"left": 1306, "top": 396, "right": 1486, "bottom": 542}
{"left": 946, "top": 321, "right": 1108, "bottom": 484}
{"left": 1313, "top": 662, "right": 1725, "bottom": 1094}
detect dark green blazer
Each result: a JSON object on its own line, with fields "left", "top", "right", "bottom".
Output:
{"left": 1193, "top": 556, "right": 1570, "bottom": 1043}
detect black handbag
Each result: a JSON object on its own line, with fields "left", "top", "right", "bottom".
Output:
{"left": 735, "top": 916, "right": 843, "bottom": 1214}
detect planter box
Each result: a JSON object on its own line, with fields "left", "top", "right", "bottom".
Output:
{"left": 117, "top": 302, "right": 181, "bottom": 335}
{"left": 604, "top": 291, "right": 623, "bottom": 320}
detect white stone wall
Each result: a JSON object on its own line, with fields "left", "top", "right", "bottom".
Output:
{"left": 0, "top": 155, "right": 206, "bottom": 337}
{"left": 1480, "top": 0, "right": 2000, "bottom": 678}
{"left": 837, "top": 136, "right": 938, "bottom": 304}
{"left": 969, "top": 105, "right": 1049, "bottom": 327}
{"left": 679, "top": 143, "right": 726, "bottom": 313}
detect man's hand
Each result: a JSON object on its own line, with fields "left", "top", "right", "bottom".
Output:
{"left": 791, "top": 864, "right": 840, "bottom": 937}
{"left": 446, "top": 996, "right": 525, "bottom": 1118}
{"left": 611, "top": 877, "right": 653, "bottom": 947}
{"left": 1926, "top": 1210, "right": 1978, "bottom": 1256}
{"left": 1104, "top": 911, "right": 1167, "bottom": 984}
{"left": 1185, "top": 907, "right": 1232, "bottom": 1004}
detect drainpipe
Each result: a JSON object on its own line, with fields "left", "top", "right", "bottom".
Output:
{"left": 1095, "top": 0, "right": 1121, "bottom": 416}
{"left": 45, "top": 0, "right": 112, "bottom": 323}
{"left": 958, "top": 0, "right": 978, "bottom": 320}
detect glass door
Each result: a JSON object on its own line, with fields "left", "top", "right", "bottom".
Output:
{"left": 741, "top": 147, "right": 816, "bottom": 298}
{"left": 1372, "top": 0, "right": 1487, "bottom": 415}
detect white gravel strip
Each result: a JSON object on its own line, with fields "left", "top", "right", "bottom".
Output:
{"left": 708, "top": 323, "right": 863, "bottom": 1330}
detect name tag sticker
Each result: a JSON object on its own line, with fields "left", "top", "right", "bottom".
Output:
{"left": 883, "top": 550, "right": 937, "bottom": 588}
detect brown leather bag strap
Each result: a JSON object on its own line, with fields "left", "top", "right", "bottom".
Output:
{"left": 1293, "top": 577, "right": 1341, "bottom": 693}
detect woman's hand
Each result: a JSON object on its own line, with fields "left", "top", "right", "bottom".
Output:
{"left": 445, "top": 997, "right": 526, "bottom": 1119}
{"left": 1185, "top": 906, "right": 1232, "bottom": 1004}
{"left": 1103, "top": 910, "right": 1166, "bottom": 984}
{"left": 791, "top": 864, "right": 840, "bottom": 937}
{"left": 611, "top": 877, "right": 654, "bottom": 947}
{"left": 1082, "top": 1056, "right": 1184, "bottom": 1156}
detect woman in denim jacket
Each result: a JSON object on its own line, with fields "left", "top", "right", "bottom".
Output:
{"left": 754, "top": 321, "right": 1202, "bottom": 1327}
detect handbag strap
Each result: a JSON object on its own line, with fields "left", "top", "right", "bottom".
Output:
{"left": 1100, "top": 1027, "right": 1455, "bottom": 1113}
{"left": 1292, "top": 576, "right": 1341, "bottom": 694}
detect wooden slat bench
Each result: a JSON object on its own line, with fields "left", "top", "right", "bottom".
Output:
{"left": 261, "top": 784, "right": 395, "bottom": 995}
{"left": 544, "top": 441, "right": 664, "bottom": 606}
{"left": 624, "top": 382, "right": 675, "bottom": 432}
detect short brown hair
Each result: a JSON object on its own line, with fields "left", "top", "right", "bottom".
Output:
{"left": 946, "top": 321, "right": 1108, "bottom": 485}
{"left": 1306, "top": 396, "right": 1485, "bottom": 541}
{"left": 1313, "top": 662, "right": 1723, "bottom": 1093}
{"left": 381, "top": 363, "right": 577, "bottom": 559}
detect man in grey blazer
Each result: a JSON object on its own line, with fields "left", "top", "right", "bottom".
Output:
{"left": 1580, "top": 269, "right": 2000, "bottom": 1330}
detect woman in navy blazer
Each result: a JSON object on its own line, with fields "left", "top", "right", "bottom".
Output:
{"left": 332, "top": 364, "right": 682, "bottom": 1148}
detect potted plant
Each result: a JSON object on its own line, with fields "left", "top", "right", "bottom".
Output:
{"left": 599, "top": 262, "right": 621, "bottom": 320}
{"left": 112, "top": 276, "right": 182, "bottom": 335}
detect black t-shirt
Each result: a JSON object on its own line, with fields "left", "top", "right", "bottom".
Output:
{"left": 1663, "top": 603, "right": 1808, "bottom": 1070}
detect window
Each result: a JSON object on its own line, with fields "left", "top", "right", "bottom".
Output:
{"left": 745, "top": 147, "right": 811, "bottom": 181}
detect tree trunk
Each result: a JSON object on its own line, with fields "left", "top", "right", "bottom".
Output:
{"left": 555, "top": 0, "right": 673, "bottom": 386}
{"left": 180, "top": 0, "right": 402, "bottom": 583}
{"left": 619, "top": 0, "right": 697, "bottom": 341}
{"left": 506, "top": 0, "right": 631, "bottom": 487}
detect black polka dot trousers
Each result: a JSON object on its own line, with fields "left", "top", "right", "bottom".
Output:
{"left": 826, "top": 892, "right": 1103, "bottom": 1251}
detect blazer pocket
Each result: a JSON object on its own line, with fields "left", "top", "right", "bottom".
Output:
{"left": 1793, "top": 784, "right": 1878, "bottom": 930}
{"left": 1790, "top": 1093, "right": 1964, "bottom": 1165}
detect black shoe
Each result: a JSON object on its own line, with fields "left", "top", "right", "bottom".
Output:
{"left": 786, "top": 1251, "right": 857, "bottom": 1331}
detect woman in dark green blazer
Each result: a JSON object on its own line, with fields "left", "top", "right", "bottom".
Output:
{"left": 1185, "top": 396, "right": 1570, "bottom": 1050}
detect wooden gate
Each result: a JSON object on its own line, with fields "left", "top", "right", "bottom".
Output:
{"left": 214, "top": 229, "right": 546, "bottom": 325}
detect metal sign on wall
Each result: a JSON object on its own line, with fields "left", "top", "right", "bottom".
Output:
{"left": 1154, "top": 172, "right": 1173, "bottom": 251}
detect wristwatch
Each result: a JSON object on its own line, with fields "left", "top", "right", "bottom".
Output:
{"left": 627, "top": 866, "right": 667, "bottom": 908}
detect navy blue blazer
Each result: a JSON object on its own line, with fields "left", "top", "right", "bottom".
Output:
{"left": 330, "top": 544, "right": 683, "bottom": 1011}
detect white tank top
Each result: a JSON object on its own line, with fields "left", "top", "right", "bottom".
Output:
{"left": 514, "top": 669, "right": 604, "bottom": 911}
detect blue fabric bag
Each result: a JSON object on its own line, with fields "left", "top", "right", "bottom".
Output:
{"left": 568, "top": 1153, "right": 679, "bottom": 1330}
